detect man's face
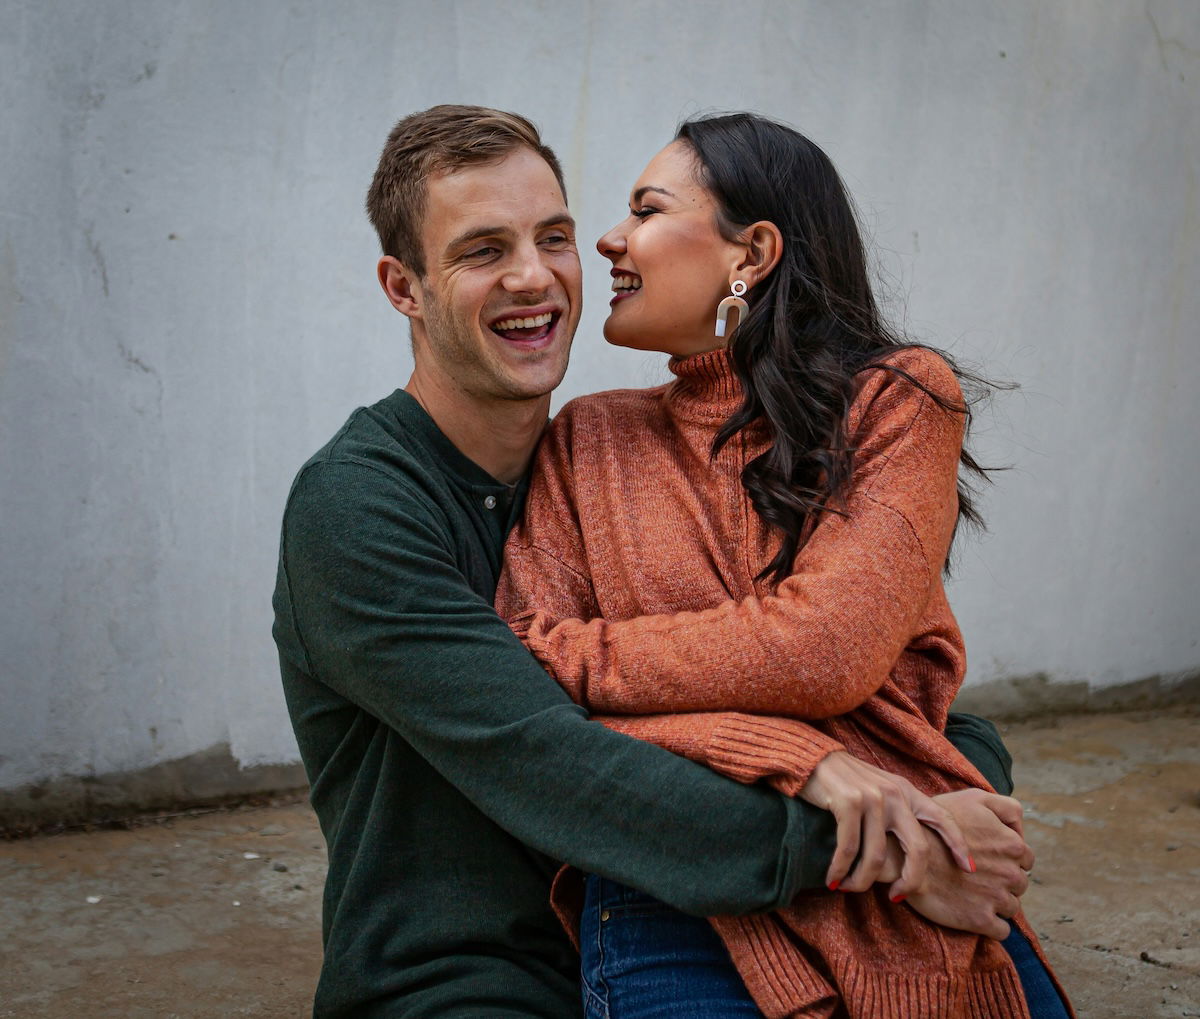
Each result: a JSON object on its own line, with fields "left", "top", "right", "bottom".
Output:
{"left": 409, "top": 147, "right": 582, "bottom": 404}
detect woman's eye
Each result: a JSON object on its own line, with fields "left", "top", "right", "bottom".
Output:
{"left": 630, "top": 207, "right": 659, "bottom": 220}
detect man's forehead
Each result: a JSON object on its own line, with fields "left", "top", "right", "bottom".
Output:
{"left": 422, "top": 151, "right": 571, "bottom": 254}
{"left": 423, "top": 149, "right": 567, "bottom": 227}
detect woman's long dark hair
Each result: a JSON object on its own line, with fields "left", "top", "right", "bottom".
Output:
{"left": 677, "top": 112, "right": 996, "bottom": 585}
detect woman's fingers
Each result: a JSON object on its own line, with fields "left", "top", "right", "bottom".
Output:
{"left": 824, "top": 795, "right": 863, "bottom": 888}
{"left": 858, "top": 779, "right": 931, "bottom": 898}
{"left": 805, "top": 752, "right": 950, "bottom": 894}
{"left": 910, "top": 796, "right": 973, "bottom": 873}
{"left": 840, "top": 792, "right": 889, "bottom": 892}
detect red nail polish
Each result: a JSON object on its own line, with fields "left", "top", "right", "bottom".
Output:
{"left": 827, "top": 879, "right": 840, "bottom": 891}
{"left": 968, "top": 855, "right": 977, "bottom": 874}
{"left": 890, "top": 893, "right": 906, "bottom": 904}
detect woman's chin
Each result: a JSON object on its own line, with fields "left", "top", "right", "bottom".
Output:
{"left": 601, "top": 320, "right": 641, "bottom": 350}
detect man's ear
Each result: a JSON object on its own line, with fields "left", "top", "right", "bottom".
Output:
{"left": 377, "top": 256, "right": 423, "bottom": 319}
{"left": 735, "top": 222, "right": 783, "bottom": 289}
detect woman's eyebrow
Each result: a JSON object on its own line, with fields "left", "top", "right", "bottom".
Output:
{"left": 631, "top": 185, "right": 675, "bottom": 203}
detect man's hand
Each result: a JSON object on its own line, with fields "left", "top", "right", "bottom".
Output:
{"left": 899, "top": 788, "right": 1034, "bottom": 940}
{"left": 800, "top": 751, "right": 973, "bottom": 896}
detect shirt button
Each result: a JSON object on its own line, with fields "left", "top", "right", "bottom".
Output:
{"left": 483, "top": 495, "right": 497, "bottom": 510}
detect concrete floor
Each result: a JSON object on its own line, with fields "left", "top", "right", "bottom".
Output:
{"left": 1, "top": 706, "right": 1197, "bottom": 1018}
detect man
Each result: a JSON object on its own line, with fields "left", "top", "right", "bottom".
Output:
{"left": 273, "top": 105, "right": 1030, "bottom": 1017}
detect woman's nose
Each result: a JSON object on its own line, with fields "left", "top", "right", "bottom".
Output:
{"left": 596, "top": 221, "right": 628, "bottom": 260}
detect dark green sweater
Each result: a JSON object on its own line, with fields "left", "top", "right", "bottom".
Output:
{"left": 272, "top": 389, "right": 1013, "bottom": 1018}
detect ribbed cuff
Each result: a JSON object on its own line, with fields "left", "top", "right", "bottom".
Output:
{"left": 707, "top": 717, "right": 844, "bottom": 796}
{"left": 506, "top": 609, "right": 538, "bottom": 642}
{"left": 599, "top": 713, "right": 725, "bottom": 759}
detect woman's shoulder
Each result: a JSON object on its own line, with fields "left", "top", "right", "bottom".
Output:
{"left": 853, "top": 346, "right": 964, "bottom": 409}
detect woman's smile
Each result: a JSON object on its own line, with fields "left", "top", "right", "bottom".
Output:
{"left": 609, "top": 268, "right": 643, "bottom": 306}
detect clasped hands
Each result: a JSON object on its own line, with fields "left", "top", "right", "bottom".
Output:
{"left": 801, "top": 751, "right": 1033, "bottom": 941}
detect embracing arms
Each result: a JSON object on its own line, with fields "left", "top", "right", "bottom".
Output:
{"left": 494, "top": 354, "right": 1029, "bottom": 927}
{"left": 274, "top": 457, "right": 841, "bottom": 917}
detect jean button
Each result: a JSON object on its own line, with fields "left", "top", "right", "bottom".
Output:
{"left": 600, "top": 909, "right": 611, "bottom": 922}
{"left": 483, "top": 495, "right": 497, "bottom": 510}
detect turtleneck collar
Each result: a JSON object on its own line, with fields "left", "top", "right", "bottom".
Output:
{"left": 665, "top": 346, "right": 744, "bottom": 420}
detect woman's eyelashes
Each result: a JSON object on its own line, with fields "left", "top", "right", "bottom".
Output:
{"left": 630, "top": 205, "right": 661, "bottom": 220}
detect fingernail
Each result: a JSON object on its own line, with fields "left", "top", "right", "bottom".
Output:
{"left": 968, "top": 855, "right": 977, "bottom": 873}
{"left": 827, "top": 879, "right": 840, "bottom": 891}
{"left": 890, "top": 893, "right": 906, "bottom": 904}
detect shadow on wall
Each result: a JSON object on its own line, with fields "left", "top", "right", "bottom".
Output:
{"left": 0, "top": 744, "right": 306, "bottom": 835}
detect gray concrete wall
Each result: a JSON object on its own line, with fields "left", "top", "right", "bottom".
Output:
{"left": 2, "top": 0, "right": 1197, "bottom": 820}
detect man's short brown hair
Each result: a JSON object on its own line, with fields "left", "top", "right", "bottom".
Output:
{"left": 365, "top": 104, "right": 566, "bottom": 277}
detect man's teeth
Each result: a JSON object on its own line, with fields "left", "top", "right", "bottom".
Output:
{"left": 611, "top": 275, "right": 642, "bottom": 292}
{"left": 493, "top": 312, "right": 553, "bottom": 331}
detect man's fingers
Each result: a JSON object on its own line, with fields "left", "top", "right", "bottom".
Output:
{"left": 983, "top": 915, "right": 1013, "bottom": 941}
{"left": 1018, "top": 843, "right": 1035, "bottom": 873}
{"left": 982, "top": 793, "right": 1025, "bottom": 835}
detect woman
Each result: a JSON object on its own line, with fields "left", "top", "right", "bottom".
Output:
{"left": 496, "top": 114, "right": 1071, "bottom": 1018}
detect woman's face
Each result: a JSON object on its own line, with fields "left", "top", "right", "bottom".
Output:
{"left": 597, "top": 141, "right": 744, "bottom": 357}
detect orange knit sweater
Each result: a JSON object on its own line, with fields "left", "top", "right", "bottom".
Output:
{"left": 497, "top": 347, "right": 1067, "bottom": 1019}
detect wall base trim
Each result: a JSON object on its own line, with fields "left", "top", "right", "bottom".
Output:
{"left": 0, "top": 742, "right": 307, "bottom": 835}
{"left": 952, "top": 668, "right": 1200, "bottom": 721}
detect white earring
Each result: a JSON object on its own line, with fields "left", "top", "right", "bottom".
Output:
{"left": 715, "top": 280, "right": 748, "bottom": 338}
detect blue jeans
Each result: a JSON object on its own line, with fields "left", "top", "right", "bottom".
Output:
{"left": 1001, "top": 925, "right": 1071, "bottom": 1019}
{"left": 580, "top": 875, "right": 1069, "bottom": 1019}
{"left": 579, "top": 875, "right": 762, "bottom": 1018}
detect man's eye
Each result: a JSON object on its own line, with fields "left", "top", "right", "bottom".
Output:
{"left": 541, "top": 233, "right": 570, "bottom": 246}
{"left": 467, "top": 246, "right": 499, "bottom": 259}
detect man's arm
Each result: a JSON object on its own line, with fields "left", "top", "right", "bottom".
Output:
{"left": 945, "top": 712, "right": 1014, "bottom": 795}
{"left": 277, "top": 458, "right": 834, "bottom": 917}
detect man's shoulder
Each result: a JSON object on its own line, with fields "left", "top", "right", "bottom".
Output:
{"left": 288, "top": 390, "right": 447, "bottom": 511}
{"left": 300, "top": 389, "right": 423, "bottom": 470}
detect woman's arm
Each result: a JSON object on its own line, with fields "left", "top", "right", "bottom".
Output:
{"left": 507, "top": 361, "right": 965, "bottom": 719}
{"left": 599, "top": 710, "right": 978, "bottom": 895}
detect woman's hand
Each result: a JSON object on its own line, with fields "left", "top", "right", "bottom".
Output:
{"left": 800, "top": 751, "right": 974, "bottom": 896}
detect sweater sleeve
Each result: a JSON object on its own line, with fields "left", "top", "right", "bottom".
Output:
{"left": 596, "top": 713, "right": 845, "bottom": 797}
{"left": 499, "top": 411, "right": 847, "bottom": 791}
{"left": 508, "top": 359, "right": 965, "bottom": 719}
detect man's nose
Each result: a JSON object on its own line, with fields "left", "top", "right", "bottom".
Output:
{"left": 503, "top": 243, "right": 556, "bottom": 292}
{"left": 596, "top": 222, "right": 627, "bottom": 260}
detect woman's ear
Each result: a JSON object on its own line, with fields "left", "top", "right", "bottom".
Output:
{"left": 377, "top": 256, "right": 424, "bottom": 320}
{"left": 734, "top": 221, "right": 783, "bottom": 289}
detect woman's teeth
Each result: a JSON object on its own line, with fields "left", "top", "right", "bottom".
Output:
{"left": 493, "top": 312, "right": 553, "bottom": 331}
{"left": 611, "top": 275, "right": 642, "bottom": 293}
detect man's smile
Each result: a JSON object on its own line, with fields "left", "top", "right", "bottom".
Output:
{"left": 488, "top": 306, "right": 563, "bottom": 348}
